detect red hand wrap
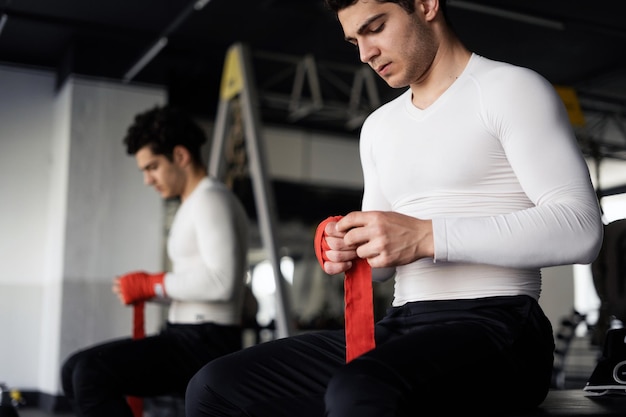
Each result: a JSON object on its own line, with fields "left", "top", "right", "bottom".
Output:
{"left": 127, "top": 301, "right": 145, "bottom": 417}
{"left": 314, "top": 216, "right": 376, "bottom": 362}
{"left": 118, "top": 271, "right": 166, "bottom": 305}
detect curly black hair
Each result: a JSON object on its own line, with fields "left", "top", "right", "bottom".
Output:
{"left": 323, "top": 0, "right": 448, "bottom": 20}
{"left": 123, "top": 105, "right": 207, "bottom": 167}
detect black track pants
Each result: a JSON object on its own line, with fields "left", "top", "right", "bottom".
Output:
{"left": 185, "top": 295, "right": 554, "bottom": 417}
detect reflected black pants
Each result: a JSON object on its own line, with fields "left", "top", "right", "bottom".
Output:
{"left": 186, "top": 295, "right": 554, "bottom": 417}
{"left": 61, "top": 322, "right": 241, "bottom": 417}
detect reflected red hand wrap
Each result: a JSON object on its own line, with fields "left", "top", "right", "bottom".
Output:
{"left": 128, "top": 301, "right": 145, "bottom": 417}
{"left": 314, "top": 216, "right": 375, "bottom": 362}
{"left": 118, "top": 271, "right": 166, "bottom": 305}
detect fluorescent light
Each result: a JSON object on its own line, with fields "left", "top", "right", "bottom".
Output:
{"left": 122, "top": 0, "right": 211, "bottom": 82}
{"left": 0, "top": 14, "right": 8, "bottom": 37}
{"left": 123, "top": 37, "right": 168, "bottom": 83}
{"left": 194, "top": 0, "right": 211, "bottom": 11}
{"left": 448, "top": 0, "right": 565, "bottom": 31}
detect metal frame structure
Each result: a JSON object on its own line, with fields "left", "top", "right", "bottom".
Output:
{"left": 209, "top": 42, "right": 295, "bottom": 339}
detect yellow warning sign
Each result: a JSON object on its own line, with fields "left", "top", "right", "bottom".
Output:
{"left": 554, "top": 85, "right": 586, "bottom": 127}
{"left": 220, "top": 46, "right": 244, "bottom": 101}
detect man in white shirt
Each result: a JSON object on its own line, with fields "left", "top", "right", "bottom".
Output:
{"left": 184, "top": 1, "right": 603, "bottom": 416}
{"left": 61, "top": 105, "right": 250, "bottom": 417}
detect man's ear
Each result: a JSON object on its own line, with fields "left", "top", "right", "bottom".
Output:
{"left": 421, "top": 0, "right": 439, "bottom": 21}
{"left": 172, "top": 145, "right": 191, "bottom": 166}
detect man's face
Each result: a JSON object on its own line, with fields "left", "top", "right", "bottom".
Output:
{"left": 135, "top": 145, "right": 184, "bottom": 199}
{"left": 338, "top": 0, "right": 437, "bottom": 89}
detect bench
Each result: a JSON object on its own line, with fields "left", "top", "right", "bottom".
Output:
{"left": 507, "top": 389, "right": 625, "bottom": 416}
{"left": 145, "top": 389, "right": 622, "bottom": 417}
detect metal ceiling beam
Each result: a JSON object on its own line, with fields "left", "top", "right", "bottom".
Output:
{"left": 252, "top": 50, "right": 384, "bottom": 131}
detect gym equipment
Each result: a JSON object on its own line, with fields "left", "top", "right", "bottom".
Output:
{"left": 584, "top": 326, "right": 626, "bottom": 396}
{"left": 552, "top": 310, "right": 588, "bottom": 388}
{"left": 0, "top": 383, "right": 19, "bottom": 417}
{"left": 210, "top": 42, "right": 294, "bottom": 338}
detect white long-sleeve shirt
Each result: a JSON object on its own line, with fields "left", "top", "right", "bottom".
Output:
{"left": 360, "top": 53, "right": 603, "bottom": 306}
{"left": 163, "top": 177, "right": 249, "bottom": 325}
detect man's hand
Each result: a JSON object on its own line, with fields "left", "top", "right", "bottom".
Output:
{"left": 321, "top": 211, "right": 434, "bottom": 275}
{"left": 112, "top": 271, "right": 166, "bottom": 305}
{"left": 316, "top": 217, "right": 357, "bottom": 275}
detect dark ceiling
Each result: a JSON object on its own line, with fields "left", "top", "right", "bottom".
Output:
{"left": 2, "top": 0, "right": 626, "bottom": 225}
{"left": 1, "top": 0, "right": 626, "bottom": 157}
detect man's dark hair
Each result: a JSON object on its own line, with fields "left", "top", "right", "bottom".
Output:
{"left": 123, "top": 105, "right": 207, "bottom": 166}
{"left": 324, "top": 0, "right": 448, "bottom": 20}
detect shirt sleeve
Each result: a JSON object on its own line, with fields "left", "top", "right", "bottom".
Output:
{"left": 433, "top": 67, "right": 603, "bottom": 268}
